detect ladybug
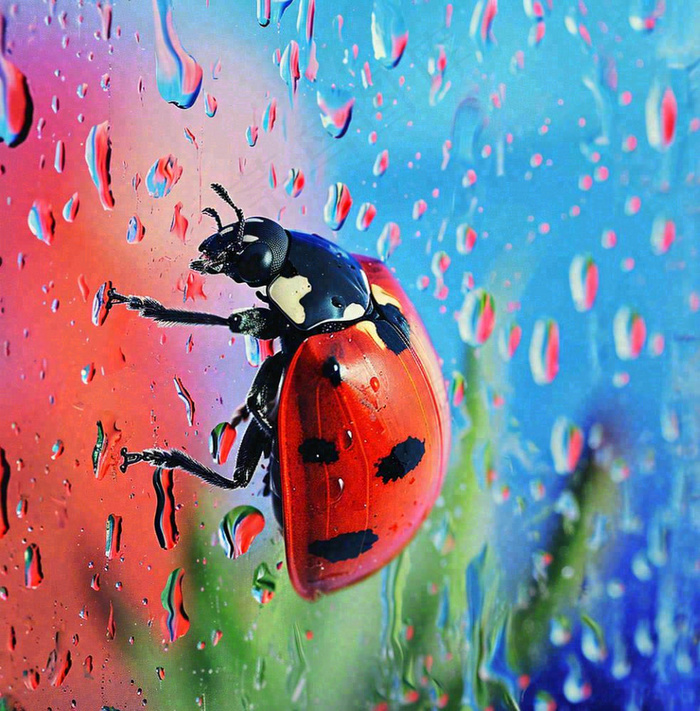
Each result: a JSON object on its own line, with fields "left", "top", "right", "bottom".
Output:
{"left": 100, "top": 183, "right": 450, "bottom": 600}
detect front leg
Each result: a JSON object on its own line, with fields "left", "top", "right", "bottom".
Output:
{"left": 94, "top": 283, "right": 283, "bottom": 338}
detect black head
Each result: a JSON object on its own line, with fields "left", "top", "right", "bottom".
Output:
{"left": 190, "top": 184, "right": 289, "bottom": 287}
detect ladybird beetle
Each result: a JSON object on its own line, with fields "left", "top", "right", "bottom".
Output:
{"left": 99, "top": 183, "right": 450, "bottom": 600}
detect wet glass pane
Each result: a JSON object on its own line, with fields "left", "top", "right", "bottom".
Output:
{"left": 1, "top": 0, "right": 698, "bottom": 709}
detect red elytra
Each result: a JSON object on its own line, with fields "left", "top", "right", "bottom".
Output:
{"left": 277, "top": 257, "right": 450, "bottom": 599}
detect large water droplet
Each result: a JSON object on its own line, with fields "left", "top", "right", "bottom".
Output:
{"left": 323, "top": 182, "right": 352, "bottom": 231}
{"left": 28, "top": 200, "right": 56, "bottom": 246}
{"left": 153, "top": 0, "right": 203, "bottom": 109}
{"left": 209, "top": 422, "right": 237, "bottom": 465}
{"left": 153, "top": 467, "right": 179, "bottom": 550}
{"left": 161, "top": 568, "right": 190, "bottom": 642}
{"left": 0, "top": 15, "right": 33, "bottom": 147}
{"left": 85, "top": 121, "right": 115, "bottom": 210}
{"left": 317, "top": 87, "right": 354, "bottom": 138}
{"left": 146, "top": 154, "right": 183, "bottom": 198}
{"left": 218, "top": 506, "right": 265, "bottom": 559}
{"left": 371, "top": 0, "right": 409, "bottom": 69}
{"left": 457, "top": 288, "right": 496, "bottom": 346}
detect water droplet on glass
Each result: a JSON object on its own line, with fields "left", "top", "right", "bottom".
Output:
{"left": 373, "top": 148, "right": 389, "bottom": 177}
{"left": 529, "top": 318, "right": 559, "bottom": 384}
{"left": 458, "top": 289, "right": 495, "bottom": 346}
{"left": 356, "top": 202, "right": 376, "bottom": 231}
{"left": 550, "top": 417, "right": 584, "bottom": 474}
{"left": 613, "top": 306, "right": 646, "bottom": 360}
{"left": 0, "top": 15, "right": 34, "bottom": 147}
{"left": 170, "top": 201, "right": 188, "bottom": 242}
{"left": 323, "top": 182, "right": 352, "bottom": 231}
{"left": 317, "top": 87, "right": 354, "bottom": 138}
{"left": 173, "top": 375, "right": 195, "bottom": 426}
{"left": 91, "top": 281, "right": 112, "bottom": 327}
{"left": 0, "top": 449, "right": 8, "bottom": 539}
{"left": 54, "top": 139, "right": 65, "bottom": 173}
{"left": 62, "top": 192, "right": 80, "bottom": 223}
{"left": 252, "top": 562, "right": 276, "bottom": 604}
{"left": 284, "top": 167, "right": 305, "bottom": 197}
{"left": 153, "top": 467, "right": 179, "bottom": 550}
{"left": 218, "top": 505, "right": 265, "bottom": 559}
{"left": 24, "top": 543, "right": 44, "bottom": 588}
{"left": 161, "top": 567, "right": 190, "bottom": 642}
{"left": 371, "top": 0, "right": 409, "bottom": 69}
{"left": 280, "top": 40, "right": 300, "bottom": 104}
{"left": 204, "top": 91, "right": 217, "bottom": 117}
{"left": 262, "top": 98, "right": 277, "bottom": 132}
{"left": 51, "top": 439, "right": 64, "bottom": 459}
{"left": 456, "top": 224, "right": 477, "bottom": 254}
{"left": 28, "top": 200, "right": 56, "bottom": 246}
{"left": 569, "top": 254, "right": 599, "bottom": 312}
{"left": 209, "top": 422, "right": 237, "bottom": 465}
{"left": 146, "top": 154, "right": 183, "bottom": 198}
{"left": 85, "top": 121, "right": 115, "bottom": 210}
{"left": 153, "top": 0, "right": 203, "bottom": 109}
{"left": 377, "top": 221, "right": 400, "bottom": 260}
{"left": 650, "top": 215, "right": 675, "bottom": 255}
{"left": 126, "top": 215, "right": 145, "bottom": 243}
{"left": 105, "top": 513, "right": 122, "bottom": 560}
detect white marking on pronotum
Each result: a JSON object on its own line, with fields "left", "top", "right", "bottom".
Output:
{"left": 342, "top": 303, "right": 366, "bottom": 321}
{"left": 269, "top": 275, "right": 312, "bottom": 324}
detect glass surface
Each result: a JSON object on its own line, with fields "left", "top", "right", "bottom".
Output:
{"left": 0, "top": 0, "right": 698, "bottom": 708}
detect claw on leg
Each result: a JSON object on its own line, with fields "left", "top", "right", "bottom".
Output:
{"left": 120, "top": 447, "right": 148, "bottom": 473}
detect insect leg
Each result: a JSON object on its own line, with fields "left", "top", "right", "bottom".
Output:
{"left": 226, "top": 307, "right": 283, "bottom": 340}
{"left": 119, "top": 447, "right": 243, "bottom": 490}
{"left": 106, "top": 288, "right": 231, "bottom": 327}
{"left": 230, "top": 419, "right": 270, "bottom": 488}
{"left": 244, "top": 352, "right": 287, "bottom": 436}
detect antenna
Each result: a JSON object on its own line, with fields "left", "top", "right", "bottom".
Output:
{"left": 201, "top": 207, "right": 223, "bottom": 231}
{"left": 211, "top": 183, "right": 245, "bottom": 247}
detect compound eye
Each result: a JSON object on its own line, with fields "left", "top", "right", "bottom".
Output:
{"left": 237, "top": 241, "right": 274, "bottom": 285}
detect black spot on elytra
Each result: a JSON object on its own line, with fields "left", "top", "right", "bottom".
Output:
{"left": 375, "top": 437, "right": 425, "bottom": 483}
{"left": 381, "top": 303, "right": 411, "bottom": 342}
{"left": 322, "top": 357, "right": 342, "bottom": 386}
{"left": 308, "top": 529, "right": 379, "bottom": 562}
{"left": 376, "top": 320, "right": 407, "bottom": 355}
{"left": 299, "top": 438, "right": 339, "bottom": 464}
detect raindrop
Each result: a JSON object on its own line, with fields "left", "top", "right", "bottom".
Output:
{"left": 218, "top": 506, "right": 265, "bottom": 559}
{"left": 371, "top": 0, "right": 409, "bottom": 68}
{"left": 24, "top": 543, "right": 44, "bottom": 588}
{"left": 28, "top": 200, "right": 56, "bottom": 246}
{"left": 153, "top": 0, "right": 203, "bottom": 108}
{"left": 209, "top": 422, "right": 237, "bottom": 465}
{"left": 529, "top": 318, "right": 559, "bottom": 384}
{"left": 317, "top": 87, "right": 354, "bottom": 138}
{"left": 323, "top": 182, "right": 352, "bottom": 231}
{"left": 85, "top": 121, "right": 115, "bottom": 210}
{"left": 126, "top": 215, "right": 145, "bottom": 243}
{"left": 153, "top": 468, "right": 179, "bottom": 550}
{"left": 161, "top": 568, "right": 190, "bottom": 642}
{"left": 105, "top": 513, "right": 122, "bottom": 559}
{"left": 146, "top": 154, "right": 183, "bottom": 198}
{"left": 457, "top": 289, "right": 496, "bottom": 346}
{"left": 0, "top": 14, "right": 34, "bottom": 147}
{"left": 173, "top": 376, "right": 195, "bottom": 426}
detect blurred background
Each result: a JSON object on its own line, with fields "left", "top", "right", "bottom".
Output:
{"left": 0, "top": 0, "right": 698, "bottom": 708}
